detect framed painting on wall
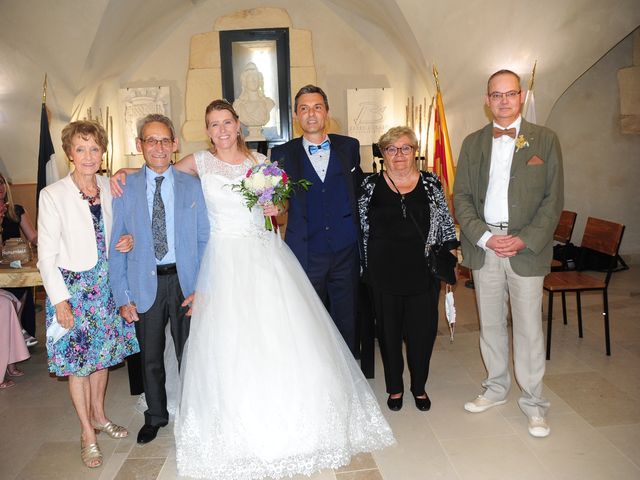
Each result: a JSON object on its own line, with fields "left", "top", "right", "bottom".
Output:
{"left": 220, "top": 28, "right": 291, "bottom": 147}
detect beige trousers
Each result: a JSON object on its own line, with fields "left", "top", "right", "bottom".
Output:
{"left": 472, "top": 229, "right": 550, "bottom": 418}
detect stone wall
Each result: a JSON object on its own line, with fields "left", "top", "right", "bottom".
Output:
{"left": 183, "top": 7, "right": 318, "bottom": 142}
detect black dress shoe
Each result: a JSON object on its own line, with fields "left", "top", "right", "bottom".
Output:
{"left": 387, "top": 394, "right": 403, "bottom": 411}
{"left": 137, "top": 424, "right": 160, "bottom": 444}
{"left": 414, "top": 393, "right": 431, "bottom": 411}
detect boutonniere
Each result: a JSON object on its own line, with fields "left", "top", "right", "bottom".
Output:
{"left": 515, "top": 134, "right": 530, "bottom": 152}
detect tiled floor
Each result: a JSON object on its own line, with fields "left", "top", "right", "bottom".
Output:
{"left": 2, "top": 265, "right": 639, "bottom": 479}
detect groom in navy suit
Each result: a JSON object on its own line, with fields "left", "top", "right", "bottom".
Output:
{"left": 109, "top": 114, "right": 209, "bottom": 444}
{"left": 271, "top": 85, "right": 363, "bottom": 355}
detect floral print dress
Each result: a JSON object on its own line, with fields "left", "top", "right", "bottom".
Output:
{"left": 45, "top": 204, "right": 139, "bottom": 377}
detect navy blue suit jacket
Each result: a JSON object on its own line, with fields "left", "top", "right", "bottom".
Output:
{"left": 271, "top": 133, "right": 363, "bottom": 269}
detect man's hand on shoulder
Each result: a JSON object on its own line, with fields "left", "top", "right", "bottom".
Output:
{"left": 110, "top": 169, "right": 129, "bottom": 197}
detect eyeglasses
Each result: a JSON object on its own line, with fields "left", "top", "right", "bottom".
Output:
{"left": 488, "top": 90, "right": 521, "bottom": 101}
{"left": 384, "top": 145, "right": 414, "bottom": 156}
{"left": 142, "top": 137, "right": 174, "bottom": 148}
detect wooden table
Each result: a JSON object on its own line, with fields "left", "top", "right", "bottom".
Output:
{"left": 0, "top": 260, "right": 42, "bottom": 288}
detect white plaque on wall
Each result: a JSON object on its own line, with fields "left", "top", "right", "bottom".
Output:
{"left": 346, "top": 88, "right": 393, "bottom": 145}
{"left": 119, "top": 87, "right": 171, "bottom": 155}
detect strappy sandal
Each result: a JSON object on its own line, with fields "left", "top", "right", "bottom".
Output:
{"left": 92, "top": 421, "right": 129, "bottom": 439}
{"left": 0, "top": 380, "right": 16, "bottom": 389}
{"left": 80, "top": 440, "right": 103, "bottom": 468}
{"left": 6, "top": 366, "right": 24, "bottom": 377}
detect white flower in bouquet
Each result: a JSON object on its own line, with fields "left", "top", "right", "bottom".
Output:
{"left": 269, "top": 174, "right": 282, "bottom": 187}
{"left": 231, "top": 160, "right": 311, "bottom": 231}
{"left": 251, "top": 171, "right": 267, "bottom": 190}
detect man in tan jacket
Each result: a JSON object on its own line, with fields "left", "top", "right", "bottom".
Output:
{"left": 454, "top": 69, "right": 563, "bottom": 438}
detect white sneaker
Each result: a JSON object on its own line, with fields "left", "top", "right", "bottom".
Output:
{"left": 464, "top": 395, "right": 507, "bottom": 413}
{"left": 528, "top": 416, "right": 550, "bottom": 437}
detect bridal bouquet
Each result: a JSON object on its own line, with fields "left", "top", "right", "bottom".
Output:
{"left": 232, "top": 160, "right": 311, "bottom": 231}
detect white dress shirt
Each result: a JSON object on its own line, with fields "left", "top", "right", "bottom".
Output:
{"left": 478, "top": 115, "right": 522, "bottom": 249}
{"left": 302, "top": 136, "right": 330, "bottom": 182}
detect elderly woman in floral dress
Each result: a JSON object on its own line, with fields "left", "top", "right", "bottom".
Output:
{"left": 38, "top": 120, "right": 138, "bottom": 468}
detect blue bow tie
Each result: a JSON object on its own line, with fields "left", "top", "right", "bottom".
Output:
{"left": 308, "top": 139, "right": 330, "bottom": 155}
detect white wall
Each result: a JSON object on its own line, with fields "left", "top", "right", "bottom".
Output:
{"left": 111, "top": 1, "right": 428, "bottom": 169}
{"left": 2, "top": 0, "right": 639, "bottom": 185}
{"left": 547, "top": 32, "right": 640, "bottom": 257}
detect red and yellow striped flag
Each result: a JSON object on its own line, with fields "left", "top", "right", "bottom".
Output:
{"left": 432, "top": 91, "right": 455, "bottom": 205}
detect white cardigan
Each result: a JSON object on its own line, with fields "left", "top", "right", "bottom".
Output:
{"left": 37, "top": 174, "right": 113, "bottom": 305}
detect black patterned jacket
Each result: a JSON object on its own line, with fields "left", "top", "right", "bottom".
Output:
{"left": 358, "top": 171, "right": 459, "bottom": 269}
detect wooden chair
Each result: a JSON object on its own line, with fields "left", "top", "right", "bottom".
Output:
{"left": 551, "top": 210, "right": 577, "bottom": 270}
{"left": 550, "top": 211, "right": 577, "bottom": 324}
{"left": 543, "top": 217, "right": 625, "bottom": 359}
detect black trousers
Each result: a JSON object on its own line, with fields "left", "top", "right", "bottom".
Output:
{"left": 134, "top": 272, "right": 190, "bottom": 427}
{"left": 373, "top": 281, "right": 440, "bottom": 396}
{"left": 306, "top": 243, "right": 360, "bottom": 355}
{"left": 358, "top": 282, "right": 376, "bottom": 378}
{"left": 126, "top": 352, "right": 144, "bottom": 395}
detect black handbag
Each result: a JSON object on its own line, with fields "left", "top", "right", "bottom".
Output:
{"left": 424, "top": 243, "right": 458, "bottom": 285}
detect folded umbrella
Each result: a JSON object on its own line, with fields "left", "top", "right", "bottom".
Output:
{"left": 445, "top": 285, "right": 456, "bottom": 342}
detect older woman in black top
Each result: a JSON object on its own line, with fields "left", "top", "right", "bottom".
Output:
{"left": 359, "top": 126, "right": 458, "bottom": 411}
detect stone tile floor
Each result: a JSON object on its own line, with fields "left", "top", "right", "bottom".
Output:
{"left": 2, "top": 266, "right": 639, "bottom": 479}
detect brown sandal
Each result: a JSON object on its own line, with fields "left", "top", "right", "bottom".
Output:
{"left": 6, "top": 366, "right": 24, "bottom": 377}
{"left": 80, "top": 440, "right": 103, "bottom": 468}
{"left": 0, "top": 380, "right": 16, "bottom": 389}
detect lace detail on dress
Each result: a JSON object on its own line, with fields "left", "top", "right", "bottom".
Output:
{"left": 194, "top": 150, "right": 272, "bottom": 240}
{"left": 194, "top": 150, "right": 264, "bottom": 180}
{"left": 176, "top": 393, "right": 394, "bottom": 479}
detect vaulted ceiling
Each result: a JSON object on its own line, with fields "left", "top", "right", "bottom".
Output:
{"left": 1, "top": 0, "right": 639, "bottom": 180}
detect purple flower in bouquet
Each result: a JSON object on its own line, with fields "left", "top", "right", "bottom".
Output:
{"left": 258, "top": 187, "right": 275, "bottom": 204}
{"left": 231, "top": 160, "right": 311, "bottom": 231}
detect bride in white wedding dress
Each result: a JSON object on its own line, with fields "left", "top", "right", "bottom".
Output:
{"left": 172, "top": 100, "right": 394, "bottom": 479}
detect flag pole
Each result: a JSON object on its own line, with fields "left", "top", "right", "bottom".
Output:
{"left": 432, "top": 64, "right": 441, "bottom": 173}
{"left": 523, "top": 61, "right": 538, "bottom": 123}
{"left": 425, "top": 95, "right": 434, "bottom": 171}
{"left": 528, "top": 60, "right": 537, "bottom": 92}
{"left": 42, "top": 73, "right": 48, "bottom": 105}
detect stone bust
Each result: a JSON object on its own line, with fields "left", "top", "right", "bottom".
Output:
{"left": 233, "top": 62, "right": 276, "bottom": 140}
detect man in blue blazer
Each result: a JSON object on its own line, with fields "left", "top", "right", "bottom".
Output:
{"left": 271, "top": 85, "right": 363, "bottom": 355}
{"left": 109, "top": 114, "right": 209, "bottom": 444}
